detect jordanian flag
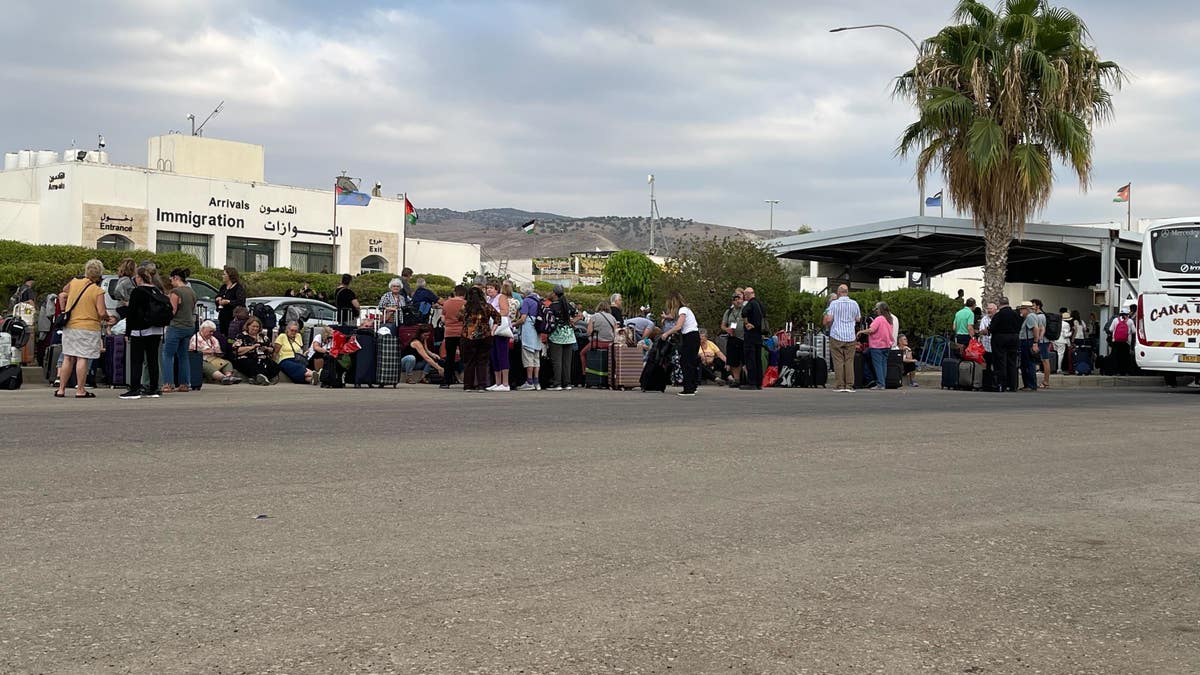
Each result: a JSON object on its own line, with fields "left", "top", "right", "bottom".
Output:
{"left": 405, "top": 197, "right": 418, "bottom": 225}
{"left": 1113, "top": 183, "right": 1130, "bottom": 203}
{"left": 522, "top": 219, "right": 536, "bottom": 234}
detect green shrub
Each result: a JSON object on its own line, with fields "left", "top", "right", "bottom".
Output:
{"left": 881, "top": 288, "right": 961, "bottom": 340}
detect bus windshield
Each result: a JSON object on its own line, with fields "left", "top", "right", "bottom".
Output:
{"left": 1150, "top": 226, "right": 1200, "bottom": 274}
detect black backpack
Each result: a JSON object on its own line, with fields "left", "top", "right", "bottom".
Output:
{"left": 1044, "top": 312, "right": 1062, "bottom": 341}
{"left": 2, "top": 316, "right": 29, "bottom": 348}
{"left": 144, "top": 288, "right": 174, "bottom": 327}
{"left": 251, "top": 302, "right": 277, "bottom": 333}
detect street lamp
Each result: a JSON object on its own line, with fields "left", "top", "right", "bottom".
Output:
{"left": 764, "top": 200, "right": 781, "bottom": 235}
{"left": 829, "top": 24, "right": 926, "bottom": 217}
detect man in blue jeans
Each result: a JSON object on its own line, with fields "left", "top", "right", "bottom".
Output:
{"left": 1018, "top": 301, "right": 1043, "bottom": 391}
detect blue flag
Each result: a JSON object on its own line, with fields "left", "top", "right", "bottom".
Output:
{"left": 336, "top": 190, "right": 371, "bottom": 207}
{"left": 925, "top": 190, "right": 943, "bottom": 208}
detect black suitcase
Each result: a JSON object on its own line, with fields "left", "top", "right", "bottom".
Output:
{"left": 794, "top": 354, "right": 814, "bottom": 388}
{"left": 353, "top": 328, "right": 377, "bottom": 387}
{"left": 885, "top": 350, "right": 903, "bottom": 389}
{"left": 779, "top": 345, "right": 798, "bottom": 369}
{"left": 811, "top": 357, "right": 828, "bottom": 387}
{"left": 853, "top": 351, "right": 866, "bottom": 389}
{"left": 640, "top": 361, "right": 668, "bottom": 392}
{"left": 941, "top": 356, "right": 961, "bottom": 389}
{"left": 584, "top": 343, "right": 609, "bottom": 388}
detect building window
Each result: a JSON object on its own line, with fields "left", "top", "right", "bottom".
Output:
{"left": 291, "top": 243, "right": 335, "bottom": 274}
{"left": 359, "top": 255, "right": 388, "bottom": 273}
{"left": 97, "top": 234, "right": 134, "bottom": 251}
{"left": 227, "top": 237, "right": 275, "bottom": 273}
{"left": 156, "top": 231, "right": 210, "bottom": 267}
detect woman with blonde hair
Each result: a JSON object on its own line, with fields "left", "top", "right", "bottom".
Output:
{"left": 659, "top": 291, "right": 700, "bottom": 397}
{"left": 55, "top": 259, "right": 111, "bottom": 398}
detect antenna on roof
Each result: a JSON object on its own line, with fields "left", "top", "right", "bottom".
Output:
{"left": 188, "top": 100, "right": 225, "bottom": 136}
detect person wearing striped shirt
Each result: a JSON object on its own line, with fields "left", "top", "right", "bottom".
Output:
{"left": 823, "top": 284, "right": 861, "bottom": 392}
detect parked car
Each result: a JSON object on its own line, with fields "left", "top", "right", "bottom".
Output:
{"left": 101, "top": 274, "right": 219, "bottom": 322}
{"left": 245, "top": 297, "right": 337, "bottom": 329}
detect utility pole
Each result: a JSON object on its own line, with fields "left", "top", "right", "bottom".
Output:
{"left": 764, "top": 200, "right": 781, "bottom": 235}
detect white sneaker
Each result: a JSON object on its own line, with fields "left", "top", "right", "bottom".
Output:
{"left": 549, "top": 386, "right": 563, "bottom": 391}
{"left": 485, "top": 384, "right": 500, "bottom": 391}
{"left": 564, "top": 385, "right": 573, "bottom": 391}
{"left": 494, "top": 385, "right": 510, "bottom": 392}
{"left": 517, "top": 383, "right": 536, "bottom": 391}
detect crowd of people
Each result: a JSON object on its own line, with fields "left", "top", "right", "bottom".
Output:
{"left": 18, "top": 258, "right": 1172, "bottom": 400}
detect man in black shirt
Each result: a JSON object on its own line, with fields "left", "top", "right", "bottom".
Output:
{"left": 740, "top": 286, "right": 766, "bottom": 390}
{"left": 986, "top": 296, "right": 1022, "bottom": 392}
{"left": 333, "top": 273, "right": 360, "bottom": 325}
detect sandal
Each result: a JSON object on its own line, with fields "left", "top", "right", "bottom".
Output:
{"left": 75, "top": 391, "right": 96, "bottom": 398}
{"left": 54, "top": 391, "right": 65, "bottom": 398}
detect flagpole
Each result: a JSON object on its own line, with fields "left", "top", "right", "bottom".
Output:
{"left": 401, "top": 192, "right": 407, "bottom": 272}
{"left": 1127, "top": 182, "right": 1131, "bottom": 230}
{"left": 940, "top": 188, "right": 944, "bottom": 218}
{"left": 331, "top": 180, "right": 338, "bottom": 274}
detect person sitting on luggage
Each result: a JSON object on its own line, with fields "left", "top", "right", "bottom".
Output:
{"left": 190, "top": 320, "right": 241, "bottom": 385}
{"left": 898, "top": 334, "right": 919, "bottom": 388}
{"left": 231, "top": 317, "right": 280, "bottom": 385}
{"left": 698, "top": 329, "right": 731, "bottom": 384}
{"left": 308, "top": 326, "right": 332, "bottom": 373}
{"left": 410, "top": 278, "right": 442, "bottom": 323}
{"left": 378, "top": 278, "right": 408, "bottom": 327}
{"left": 227, "top": 305, "right": 250, "bottom": 341}
{"left": 274, "top": 321, "right": 317, "bottom": 384}
{"left": 401, "top": 324, "right": 445, "bottom": 384}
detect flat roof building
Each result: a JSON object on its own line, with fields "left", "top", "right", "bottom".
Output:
{"left": 0, "top": 134, "right": 479, "bottom": 279}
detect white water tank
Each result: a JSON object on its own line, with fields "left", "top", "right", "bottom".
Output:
{"left": 3, "top": 153, "right": 17, "bottom": 171}
{"left": 98, "top": 151, "right": 109, "bottom": 164}
{"left": 64, "top": 148, "right": 80, "bottom": 161}
{"left": 16, "top": 150, "right": 32, "bottom": 168}
{"left": 84, "top": 151, "right": 100, "bottom": 163}
{"left": 36, "top": 150, "right": 58, "bottom": 166}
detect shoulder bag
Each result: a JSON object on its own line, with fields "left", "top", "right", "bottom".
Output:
{"left": 52, "top": 280, "right": 93, "bottom": 332}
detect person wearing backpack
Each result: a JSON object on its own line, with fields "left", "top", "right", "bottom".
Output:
{"left": 9, "top": 276, "right": 35, "bottom": 311}
{"left": 1107, "top": 309, "right": 1135, "bottom": 376}
{"left": 119, "top": 264, "right": 171, "bottom": 399}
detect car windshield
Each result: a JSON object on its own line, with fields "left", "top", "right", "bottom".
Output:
{"left": 189, "top": 281, "right": 217, "bottom": 301}
{"left": 1151, "top": 226, "right": 1200, "bottom": 274}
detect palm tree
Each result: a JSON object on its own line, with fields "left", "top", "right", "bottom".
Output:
{"left": 895, "top": 0, "right": 1124, "bottom": 303}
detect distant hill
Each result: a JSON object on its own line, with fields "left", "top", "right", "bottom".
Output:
{"left": 409, "top": 208, "right": 793, "bottom": 259}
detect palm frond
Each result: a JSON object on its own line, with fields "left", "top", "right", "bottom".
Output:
{"left": 967, "top": 116, "right": 1006, "bottom": 175}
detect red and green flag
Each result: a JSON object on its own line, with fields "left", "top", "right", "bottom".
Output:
{"left": 405, "top": 197, "right": 418, "bottom": 225}
{"left": 1113, "top": 183, "right": 1130, "bottom": 203}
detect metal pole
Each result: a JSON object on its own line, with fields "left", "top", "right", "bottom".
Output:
{"left": 829, "top": 24, "right": 920, "bottom": 51}
{"left": 1127, "top": 183, "right": 1132, "bottom": 231}
{"left": 764, "top": 200, "right": 780, "bottom": 235}
{"left": 331, "top": 181, "right": 338, "bottom": 275}
{"left": 648, "top": 175, "right": 656, "bottom": 253}
{"left": 401, "top": 191, "right": 408, "bottom": 272}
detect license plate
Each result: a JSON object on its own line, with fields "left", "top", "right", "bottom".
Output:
{"left": 1180, "top": 355, "right": 1200, "bottom": 363}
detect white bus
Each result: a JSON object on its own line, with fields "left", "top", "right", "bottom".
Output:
{"left": 1136, "top": 218, "right": 1200, "bottom": 375}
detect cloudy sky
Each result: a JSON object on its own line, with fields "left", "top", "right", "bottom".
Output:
{"left": 1, "top": 0, "right": 1195, "bottom": 231}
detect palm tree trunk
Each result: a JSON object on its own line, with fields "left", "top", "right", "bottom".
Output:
{"left": 982, "top": 222, "right": 1012, "bottom": 304}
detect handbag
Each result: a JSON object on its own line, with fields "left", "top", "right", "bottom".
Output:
{"left": 51, "top": 280, "right": 93, "bottom": 332}
{"left": 492, "top": 315, "right": 514, "bottom": 339}
{"left": 964, "top": 338, "right": 986, "bottom": 364}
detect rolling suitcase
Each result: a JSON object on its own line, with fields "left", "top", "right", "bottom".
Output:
{"left": 44, "top": 344, "right": 61, "bottom": 385}
{"left": 375, "top": 332, "right": 400, "bottom": 387}
{"left": 811, "top": 357, "right": 828, "bottom": 387}
{"left": 189, "top": 350, "right": 205, "bottom": 390}
{"left": 353, "top": 328, "right": 377, "bottom": 388}
{"left": 854, "top": 351, "right": 866, "bottom": 389}
{"left": 885, "top": 350, "right": 903, "bottom": 389}
{"left": 584, "top": 341, "right": 609, "bottom": 388}
{"left": 610, "top": 343, "right": 642, "bottom": 390}
{"left": 957, "top": 359, "right": 983, "bottom": 391}
{"left": 794, "top": 353, "right": 814, "bottom": 388}
{"left": 100, "top": 334, "right": 129, "bottom": 388}
{"left": 1073, "top": 346, "right": 1094, "bottom": 375}
{"left": 941, "top": 356, "right": 962, "bottom": 389}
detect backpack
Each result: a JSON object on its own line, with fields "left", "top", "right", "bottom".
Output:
{"left": 144, "top": 288, "right": 174, "bottom": 327}
{"left": 251, "top": 302, "right": 277, "bottom": 333}
{"left": 1044, "top": 312, "right": 1062, "bottom": 341}
{"left": 1113, "top": 318, "right": 1129, "bottom": 342}
{"left": 2, "top": 316, "right": 29, "bottom": 348}
{"left": 535, "top": 304, "right": 558, "bottom": 334}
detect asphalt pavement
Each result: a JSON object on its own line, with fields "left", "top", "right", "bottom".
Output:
{"left": 1, "top": 383, "right": 1198, "bottom": 674}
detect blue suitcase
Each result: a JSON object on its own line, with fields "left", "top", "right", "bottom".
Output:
{"left": 941, "top": 356, "right": 962, "bottom": 389}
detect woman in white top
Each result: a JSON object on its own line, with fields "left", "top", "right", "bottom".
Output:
{"left": 660, "top": 291, "right": 700, "bottom": 397}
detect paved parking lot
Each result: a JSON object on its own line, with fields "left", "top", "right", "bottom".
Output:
{"left": 2, "top": 384, "right": 1198, "bottom": 673}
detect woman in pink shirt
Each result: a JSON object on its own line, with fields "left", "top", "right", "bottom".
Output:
{"left": 858, "top": 301, "right": 896, "bottom": 391}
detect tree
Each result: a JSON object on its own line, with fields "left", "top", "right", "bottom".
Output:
{"left": 895, "top": 0, "right": 1123, "bottom": 303}
{"left": 601, "top": 250, "right": 660, "bottom": 309}
{"left": 656, "top": 237, "right": 790, "bottom": 332}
